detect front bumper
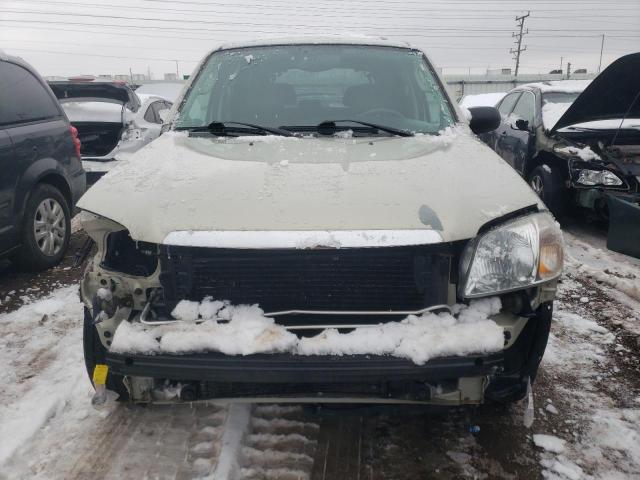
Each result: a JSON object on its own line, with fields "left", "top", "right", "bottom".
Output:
{"left": 105, "top": 303, "right": 553, "bottom": 405}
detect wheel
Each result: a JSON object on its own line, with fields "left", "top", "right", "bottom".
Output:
{"left": 83, "top": 306, "right": 129, "bottom": 401}
{"left": 528, "top": 164, "right": 567, "bottom": 218}
{"left": 13, "top": 184, "right": 71, "bottom": 271}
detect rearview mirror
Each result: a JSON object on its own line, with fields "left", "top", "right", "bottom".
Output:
{"left": 468, "top": 106, "right": 500, "bottom": 135}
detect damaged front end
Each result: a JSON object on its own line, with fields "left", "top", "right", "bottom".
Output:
{"left": 79, "top": 210, "right": 562, "bottom": 407}
{"left": 551, "top": 130, "right": 640, "bottom": 258}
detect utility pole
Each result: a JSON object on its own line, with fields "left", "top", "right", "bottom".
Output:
{"left": 510, "top": 11, "right": 530, "bottom": 77}
{"left": 560, "top": 56, "right": 563, "bottom": 69}
{"left": 566, "top": 62, "right": 572, "bottom": 79}
{"left": 598, "top": 34, "right": 605, "bottom": 73}
{"left": 175, "top": 60, "right": 180, "bottom": 79}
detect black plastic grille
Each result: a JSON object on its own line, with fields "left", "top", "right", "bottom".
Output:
{"left": 159, "top": 245, "right": 452, "bottom": 319}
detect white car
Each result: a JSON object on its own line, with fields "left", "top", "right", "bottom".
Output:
{"left": 77, "top": 37, "right": 563, "bottom": 407}
{"left": 49, "top": 81, "right": 172, "bottom": 184}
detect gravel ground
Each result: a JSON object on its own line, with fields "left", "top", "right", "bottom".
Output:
{"left": 0, "top": 224, "right": 638, "bottom": 480}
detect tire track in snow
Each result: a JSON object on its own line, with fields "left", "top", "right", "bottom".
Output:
{"left": 67, "top": 403, "right": 229, "bottom": 479}
{"left": 238, "top": 405, "right": 320, "bottom": 480}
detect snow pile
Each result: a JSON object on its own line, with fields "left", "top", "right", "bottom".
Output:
{"left": 555, "top": 145, "right": 601, "bottom": 161}
{"left": 564, "top": 231, "right": 640, "bottom": 304}
{"left": 0, "top": 286, "right": 90, "bottom": 467}
{"left": 459, "top": 92, "right": 506, "bottom": 108}
{"left": 540, "top": 456, "right": 584, "bottom": 480}
{"left": 587, "top": 408, "right": 640, "bottom": 466}
{"left": 111, "top": 297, "right": 504, "bottom": 365}
{"left": 533, "top": 434, "right": 566, "bottom": 454}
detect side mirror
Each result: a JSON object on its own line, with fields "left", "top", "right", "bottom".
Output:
{"left": 468, "top": 106, "right": 500, "bottom": 134}
{"left": 514, "top": 118, "right": 530, "bottom": 131}
{"left": 158, "top": 109, "right": 171, "bottom": 124}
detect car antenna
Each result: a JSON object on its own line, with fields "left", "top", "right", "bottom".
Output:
{"left": 611, "top": 88, "right": 640, "bottom": 147}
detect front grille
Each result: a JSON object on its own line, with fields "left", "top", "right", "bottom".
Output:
{"left": 159, "top": 245, "right": 452, "bottom": 322}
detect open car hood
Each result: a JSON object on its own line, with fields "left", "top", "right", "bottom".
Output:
{"left": 551, "top": 52, "right": 640, "bottom": 132}
{"left": 48, "top": 81, "right": 140, "bottom": 112}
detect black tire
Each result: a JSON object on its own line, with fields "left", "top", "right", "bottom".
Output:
{"left": 83, "top": 306, "right": 129, "bottom": 401}
{"left": 528, "top": 164, "right": 567, "bottom": 218}
{"left": 13, "top": 184, "right": 71, "bottom": 271}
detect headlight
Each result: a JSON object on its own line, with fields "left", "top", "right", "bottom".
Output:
{"left": 576, "top": 169, "right": 623, "bottom": 186}
{"left": 459, "top": 212, "right": 563, "bottom": 298}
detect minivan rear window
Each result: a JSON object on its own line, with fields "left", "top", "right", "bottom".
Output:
{"left": 0, "top": 62, "right": 60, "bottom": 126}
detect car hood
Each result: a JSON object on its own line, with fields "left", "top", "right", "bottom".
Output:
{"left": 552, "top": 52, "right": 640, "bottom": 132}
{"left": 48, "top": 82, "right": 140, "bottom": 112}
{"left": 77, "top": 127, "right": 542, "bottom": 245}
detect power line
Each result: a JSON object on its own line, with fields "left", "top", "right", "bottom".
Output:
{"left": 18, "top": 0, "right": 640, "bottom": 23}
{"left": 3, "top": 9, "right": 639, "bottom": 35}
{"left": 510, "top": 11, "right": 530, "bottom": 76}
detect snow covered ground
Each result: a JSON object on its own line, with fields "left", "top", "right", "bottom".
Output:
{"left": 0, "top": 226, "right": 638, "bottom": 479}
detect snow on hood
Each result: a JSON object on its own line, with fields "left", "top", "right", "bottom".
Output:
{"left": 77, "top": 126, "right": 542, "bottom": 246}
{"left": 552, "top": 53, "right": 640, "bottom": 131}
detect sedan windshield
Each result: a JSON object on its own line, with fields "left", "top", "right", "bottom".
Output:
{"left": 542, "top": 92, "right": 581, "bottom": 105}
{"left": 174, "top": 44, "right": 455, "bottom": 135}
{"left": 541, "top": 91, "right": 583, "bottom": 128}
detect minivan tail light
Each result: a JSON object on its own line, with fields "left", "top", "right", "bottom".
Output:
{"left": 69, "top": 125, "right": 81, "bottom": 160}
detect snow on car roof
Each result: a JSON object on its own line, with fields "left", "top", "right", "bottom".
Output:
{"left": 214, "top": 34, "right": 414, "bottom": 52}
{"left": 519, "top": 80, "right": 591, "bottom": 94}
{"left": 459, "top": 92, "right": 507, "bottom": 108}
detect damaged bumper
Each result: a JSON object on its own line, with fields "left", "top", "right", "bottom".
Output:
{"left": 607, "top": 192, "right": 640, "bottom": 259}
{"left": 104, "top": 303, "right": 552, "bottom": 405}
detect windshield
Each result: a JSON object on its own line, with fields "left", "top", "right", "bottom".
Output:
{"left": 542, "top": 92, "right": 581, "bottom": 105}
{"left": 174, "top": 44, "right": 455, "bottom": 135}
{"left": 541, "top": 91, "right": 583, "bottom": 129}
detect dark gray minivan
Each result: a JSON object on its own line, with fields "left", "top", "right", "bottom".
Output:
{"left": 0, "top": 52, "right": 86, "bottom": 270}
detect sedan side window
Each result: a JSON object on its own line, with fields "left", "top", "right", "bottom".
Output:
{"left": 144, "top": 101, "right": 160, "bottom": 123}
{"left": 511, "top": 92, "right": 535, "bottom": 125}
{"left": 497, "top": 92, "right": 521, "bottom": 117}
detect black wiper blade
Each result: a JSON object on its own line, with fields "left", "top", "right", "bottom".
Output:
{"left": 184, "top": 121, "right": 293, "bottom": 137}
{"left": 316, "top": 119, "right": 414, "bottom": 137}
{"left": 207, "top": 122, "right": 293, "bottom": 137}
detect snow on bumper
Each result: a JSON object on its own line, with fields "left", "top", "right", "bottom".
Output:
{"left": 110, "top": 298, "right": 505, "bottom": 366}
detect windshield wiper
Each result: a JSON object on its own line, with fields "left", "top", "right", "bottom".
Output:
{"left": 183, "top": 121, "right": 294, "bottom": 137}
{"left": 316, "top": 120, "right": 414, "bottom": 137}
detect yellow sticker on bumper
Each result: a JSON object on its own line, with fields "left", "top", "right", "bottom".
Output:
{"left": 92, "top": 364, "right": 108, "bottom": 386}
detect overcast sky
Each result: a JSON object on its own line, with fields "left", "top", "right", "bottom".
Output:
{"left": 1, "top": 0, "right": 638, "bottom": 78}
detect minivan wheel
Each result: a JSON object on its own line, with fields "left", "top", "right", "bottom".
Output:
{"left": 83, "top": 306, "right": 129, "bottom": 401}
{"left": 528, "top": 165, "right": 566, "bottom": 218}
{"left": 13, "top": 184, "right": 71, "bottom": 271}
